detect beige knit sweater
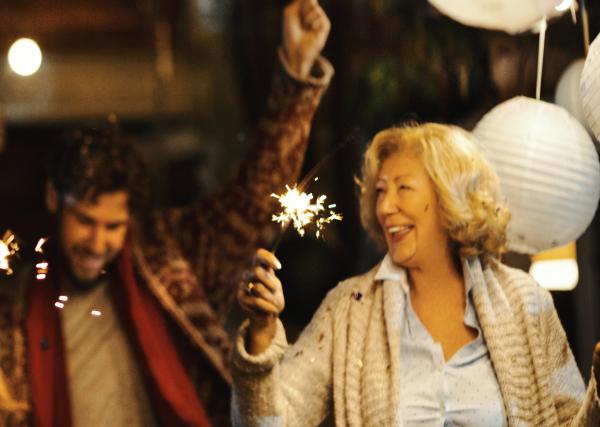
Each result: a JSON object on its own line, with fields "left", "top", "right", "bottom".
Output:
{"left": 232, "top": 256, "right": 600, "bottom": 426}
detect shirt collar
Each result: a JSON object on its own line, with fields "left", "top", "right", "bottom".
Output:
{"left": 374, "top": 254, "right": 476, "bottom": 297}
{"left": 375, "top": 254, "right": 406, "bottom": 281}
{"left": 374, "top": 254, "right": 409, "bottom": 293}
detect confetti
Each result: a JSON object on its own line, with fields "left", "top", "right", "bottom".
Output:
{"left": 351, "top": 291, "right": 363, "bottom": 301}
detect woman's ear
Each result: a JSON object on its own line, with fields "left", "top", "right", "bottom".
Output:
{"left": 45, "top": 182, "right": 59, "bottom": 214}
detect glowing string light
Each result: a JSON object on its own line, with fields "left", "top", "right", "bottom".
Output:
{"left": 555, "top": 0, "right": 573, "bottom": 12}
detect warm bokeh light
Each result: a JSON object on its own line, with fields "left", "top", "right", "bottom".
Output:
{"left": 7, "top": 38, "right": 42, "bottom": 76}
{"left": 555, "top": 0, "right": 573, "bottom": 12}
{"left": 529, "top": 242, "right": 579, "bottom": 291}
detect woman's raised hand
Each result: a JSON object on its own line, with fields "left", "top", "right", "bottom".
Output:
{"left": 282, "top": 0, "right": 331, "bottom": 79}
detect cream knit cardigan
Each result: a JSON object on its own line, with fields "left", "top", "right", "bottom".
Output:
{"left": 232, "top": 256, "right": 600, "bottom": 426}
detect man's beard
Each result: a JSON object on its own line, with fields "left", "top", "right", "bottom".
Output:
{"left": 59, "top": 248, "right": 114, "bottom": 291}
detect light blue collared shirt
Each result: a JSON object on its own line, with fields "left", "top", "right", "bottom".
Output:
{"left": 375, "top": 255, "right": 507, "bottom": 427}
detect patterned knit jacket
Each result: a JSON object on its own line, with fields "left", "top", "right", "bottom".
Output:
{"left": 232, "top": 256, "right": 600, "bottom": 426}
{"left": 0, "top": 52, "right": 333, "bottom": 426}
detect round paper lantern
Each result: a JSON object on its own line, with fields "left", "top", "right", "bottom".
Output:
{"left": 581, "top": 33, "right": 600, "bottom": 141}
{"left": 556, "top": 59, "right": 590, "bottom": 133}
{"left": 428, "top": 0, "right": 567, "bottom": 34}
{"left": 473, "top": 96, "right": 600, "bottom": 254}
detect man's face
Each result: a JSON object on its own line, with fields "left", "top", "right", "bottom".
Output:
{"left": 58, "top": 191, "right": 130, "bottom": 286}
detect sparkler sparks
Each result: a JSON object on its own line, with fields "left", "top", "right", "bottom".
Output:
{"left": 271, "top": 184, "right": 342, "bottom": 238}
{"left": 34, "top": 237, "right": 49, "bottom": 280}
{"left": 0, "top": 231, "right": 20, "bottom": 275}
{"left": 35, "top": 237, "right": 47, "bottom": 253}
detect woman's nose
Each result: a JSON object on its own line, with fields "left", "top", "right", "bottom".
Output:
{"left": 378, "top": 191, "right": 397, "bottom": 215}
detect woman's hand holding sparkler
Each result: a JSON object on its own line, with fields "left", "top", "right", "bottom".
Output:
{"left": 238, "top": 248, "right": 285, "bottom": 355}
{"left": 282, "top": 0, "right": 330, "bottom": 79}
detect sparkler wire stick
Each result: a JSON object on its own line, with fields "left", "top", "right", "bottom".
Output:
{"left": 581, "top": 0, "right": 590, "bottom": 54}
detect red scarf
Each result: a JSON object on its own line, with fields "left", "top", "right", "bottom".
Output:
{"left": 25, "top": 242, "right": 212, "bottom": 427}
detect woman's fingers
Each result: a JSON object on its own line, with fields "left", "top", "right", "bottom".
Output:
{"left": 247, "top": 280, "right": 280, "bottom": 305}
{"left": 237, "top": 282, "right": 281, "bottom": 315}
{"left": 301, "top": 0, "right": 327, "bottom": 31}
{"left": 236, "top": 248, "right": 285, "bottom": 319}
{"left": 253, "top": 264, "right": 282, "bottom": 293}
{"left": 256, "top": 248, "right": 282, "bottom": 271}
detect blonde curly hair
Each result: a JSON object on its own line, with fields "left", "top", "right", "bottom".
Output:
{"left": 357, "top": 123, "right": 511, "bottom": 258}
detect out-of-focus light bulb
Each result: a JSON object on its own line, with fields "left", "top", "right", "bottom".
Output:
{"left": 555, "top": 0, "right": 573, "bottom": 12}
{"left": 7, "top": 38, "right": 42, "bottom": 76}
{"left": 529, "top": 242, "right": 579, "bottom": 291}
{"left": 530, "top": 259, "right": 579, "bottom": 291}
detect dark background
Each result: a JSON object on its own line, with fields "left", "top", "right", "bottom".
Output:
{"left": 0, "top": 0, "right": 599, "bottom": 379}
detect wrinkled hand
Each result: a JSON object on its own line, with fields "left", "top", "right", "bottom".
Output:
{"left": 237, "top": 249, "right": 285, "bottom": 354}
{"left": 282, "top": 0, "right": 330, "bottom": 79}
{"left": 593, "top": 342, "right": 600, "bottom": 396}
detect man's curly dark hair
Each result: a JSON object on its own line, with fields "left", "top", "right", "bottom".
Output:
{"left": 46, "top": 126, "right": 150, "bottom": 217}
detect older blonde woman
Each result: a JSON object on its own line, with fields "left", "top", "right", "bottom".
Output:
{"left": 232, "top": 123, "right": 600, "bottom": 426}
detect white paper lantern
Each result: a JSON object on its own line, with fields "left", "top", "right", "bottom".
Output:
{"left": 428, "top": 0, "right": 567, "bottom": 34}
{"left": 556, "top": 59, "right": 590, "bottom": 133}
{"left": 581, "top": 34, "right": 600, "bottom": 141}
{"left": 473, "top": 96, "right": 600, "bottom": 254}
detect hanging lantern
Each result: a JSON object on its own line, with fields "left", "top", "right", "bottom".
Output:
{"left": 473, "top": 96, "right": 600, "bottom": 254}
{"left": 428, "top": 0, "right": 567, "bottom": 34}
{"left": 581, "top": 33, "right": 600, "bottom": 141}
{"left": 556, "top": 59, "right": 590, "bottom": 133}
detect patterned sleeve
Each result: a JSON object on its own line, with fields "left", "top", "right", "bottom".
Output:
{"left": 231, "top": 287, "right": 338, "bottom": 427}
{"left": 539, "top": 289, "right": 600, "bottom": 426}
{"left": 160, "top": 51, "right": 333, "bottom": 319}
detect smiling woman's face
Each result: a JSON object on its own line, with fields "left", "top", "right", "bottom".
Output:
{"left": 375, "top": 151, "right": 449, "bottom": 268}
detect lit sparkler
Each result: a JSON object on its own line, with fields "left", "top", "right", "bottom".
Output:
{"left": 0, "top": 230, "right": 20, "bottom": 275}
{"left": 34, "top": 237, "right": 49, "bottom": 280}
{"left": 269, "top": 131, "right": 355, "bottom": 251}
{"left": 35, "top": 237, "right": 47, "bottom": 253}
{"left": 271, "top": 183, "right": 342, "bottom": 238}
